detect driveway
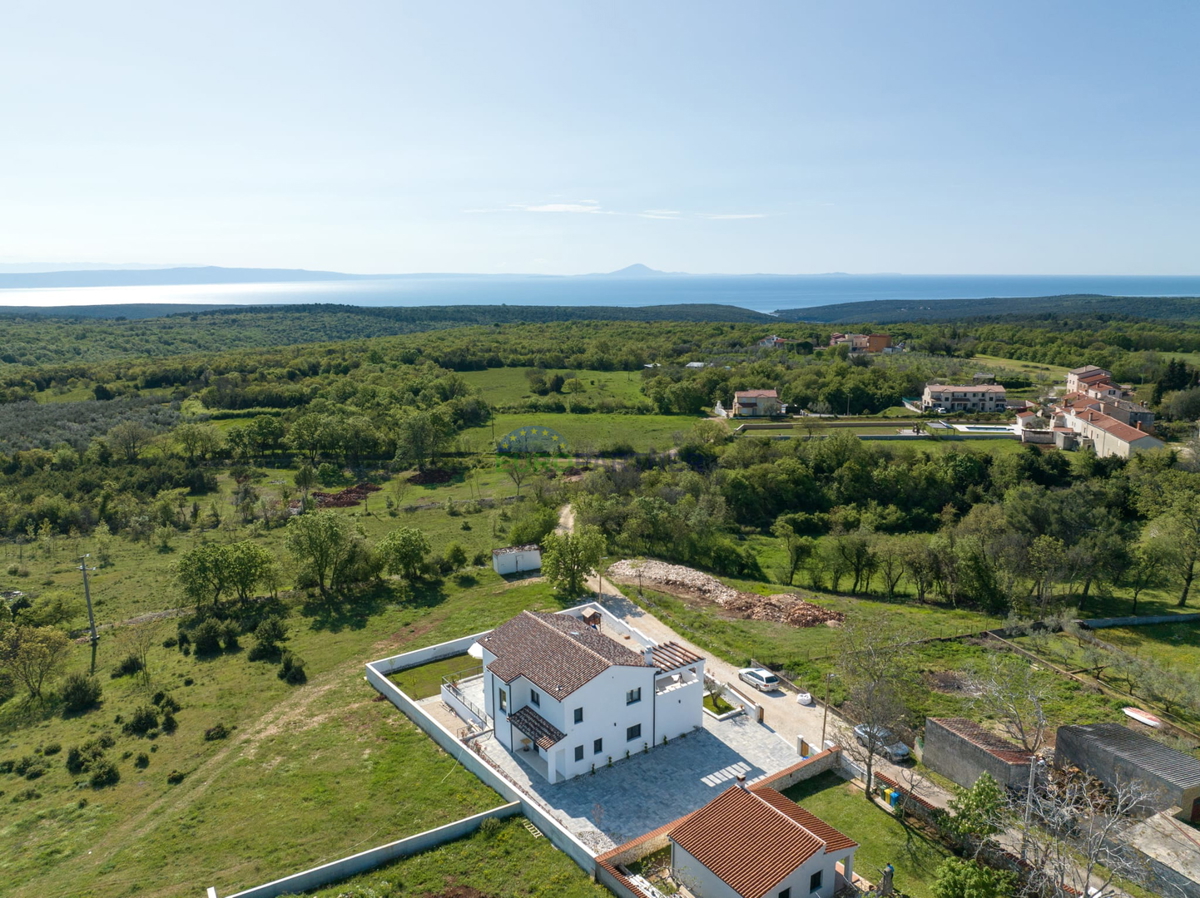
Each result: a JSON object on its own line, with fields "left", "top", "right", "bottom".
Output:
{"left": 477, "top": 712, "right": 800, "bottom": 852}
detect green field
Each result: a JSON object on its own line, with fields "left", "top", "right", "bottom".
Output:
{"left": 783, "top": 771, "right": 953, "bottom": 898}
{"left": 0, "top": 539, "right": 566, "bottom": 898}
{"left": 464, "top": 412, "right": 708, "bottom": 454}
{"left": 301, "top": 816, "right": 609, "bottom": 898}
{"left": 458, "top": 367, "right": 647, "bottom": 408}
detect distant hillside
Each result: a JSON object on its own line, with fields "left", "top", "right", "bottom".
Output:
{"left": 775, "top": 293, "right": 1200, "bottom": 323}
{"left": 0, "top": 302, "right": 771, "bottom": 370}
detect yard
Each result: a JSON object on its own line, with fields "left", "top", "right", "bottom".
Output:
{"left": 458, "top": 366, "right": 648, "bottom": 410}
{"left": 300, "top": 816, "right": 610, "bottom": 898}
{"left": 463, "top": 412, "right": 707, "bottom": 455}
{"left": 782, "top": 771, "right": 954, "bottom": 898}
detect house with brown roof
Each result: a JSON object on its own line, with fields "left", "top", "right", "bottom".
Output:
{"left": 732, "top": 389, "right": 782, "bottom": 417}
{"left": 669, "top": 782, "right": 858, "bottom": 898}
{"left": 478, "top": 609, "right": 705, "bottom": 783}
{"left": 1066, "top": 365, "right": 1113, "bottom": 393}
{"left": 1052, "top": 396, "right": 1165, "bottom": 459}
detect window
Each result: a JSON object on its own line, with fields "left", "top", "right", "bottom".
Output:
{"left": 779, "top": 889, "right": 791, "bottom": 898}
{"left": 626, "top": 724, "right": 641, "bottom": 741}
{"left": 574, "top": 745, "right": 584, "bottom": 762}
{"left": 809, "top": 870, "right": 822, "bottom": 893}
{"left": 574, "top": 707, "right": 584, "bottom": 724}
{"left": 530, "top": 689, "right": 540, "bottom": 707}
{"left": 498, "top": 689, "right": 507, "bottom": 712}
{"left": 626, "top": 687, "right": 642, "bottom": 705}
{"left": 594, "top": 738, "right": 603, "bottom": 754}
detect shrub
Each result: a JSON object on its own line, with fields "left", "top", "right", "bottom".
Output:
{"left": 204, "top": 723, "right": 230, "bottom": 741}
{"left": 219, "top": 620, "right": 240, "bottom": 651}
{"left": 161, "top": 711, "right": 177, "bottom": 734}
{"left": 183, "top": 677, "right": 194, "bottom": 687}
{"left": 166, "top": 769, "right": 186, "bottom": 784}
{"left": 162, "top": 636, "right": 178, "bottom": 649}
{"left": 122, "top": 706, "right": 159, "bottom": 736}
{"left": 152, "top": 692, "right": 180, "bottom": 713}
{"left": 135, "top": 753, "right": 149, "bottom": 769}
{"left": 13, "top": 756, "right": 38, "bottom": 776}
{"left": 254, "top": 615, "right": 287, "bottom": 647}
{"left": 479, "top": 816, "right": 504, "bottom": 838}
{"left": 12, "top": 788, "right": 40, "bottom": 802}
{"left": 89, "top": 760, "right": 120, "bottom": 788}
{"left": 0, "top": 760, "right": 13, "bottom": 774}
{"left": 111, "top": 653, "right": 144, "bottom": 679}
{"left": 42, "top": 743, "right": 61, "bottom": 756}
{"left": 23, "top": 764, "right": 46, "bottom": 780}
{"left": 278, "top": 651, "right": 307, "bottom": 685}
{"left": 61, "top": 673, "right": 103, "bottom": 712}
{"left": 190, "top": 619, "right": 223, "bottom": 655}
{"left": 97, "top": 733, "right": 116, "bottom": 749}
{"left": 472, "top": 551, "right": 489, "bottom": 567}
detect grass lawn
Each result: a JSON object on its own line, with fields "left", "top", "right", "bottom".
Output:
{"left": 0, "top": 568, "right": 565, "bottom": 898}
{"left": 973, "top": 354, "right": 1070, "bottom": 381}
{"left": 390, "top": 654, "right": 482, "bottom": 699}
{"left": 301, "top": 816, "right": 610, "bottom": 898}
{"left": 463, "top": 412, "right": 705, "bottom": 454}
{"left": 458, "top": 367, "right": 647, "bottom": 409}
{"left": 782, "top": 771, "right": 953, "bottom": 898}
{"left": 703, "top": 692, "right": 736, "bottom": 715}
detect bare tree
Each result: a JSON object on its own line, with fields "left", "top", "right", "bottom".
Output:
{"left": 965, "top": 656, "right": 1049, "bottom": 754}
{"left": 834, "top": 615, "right": 913, "bottom": 798}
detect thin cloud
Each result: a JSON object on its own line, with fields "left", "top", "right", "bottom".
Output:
{"left": 512, "top": 201, "right": 612, "bottom": 214}
{"left": 700, "top": 212, "right": 768, "bottom": 220}
{"left": 639, "top": 209, "right": 682, "bottom": 220}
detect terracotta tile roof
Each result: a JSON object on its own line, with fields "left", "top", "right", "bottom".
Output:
{"left": 481, "top": 610, "right": 647, "bottom": 698}
{"left": 508, "top": 704, "right": 566, "bottom": 750}
{"left": 735, "top": 389, "right": 779, "bottom": 399}
{"left": 926, "top": 384, "right": 1006, "bottom": 393}
{"left": 670, "top": 786, "right": 851, "bottom": 898}
{"left": 751, "top": 787, "right": 858, "bottom": 853}
{"left": 1076, "top": 410, "right": 1159, "bottom": 444}
{"left": 929, "top": 718, "right": 1033, "bottom": 766}
{"left": 649, "top": 641, "right": 703, "bottom": 672}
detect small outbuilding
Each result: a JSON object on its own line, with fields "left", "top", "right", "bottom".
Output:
{"left": 1055, "top": 723, "right": 1200, "bottom": 820}
{"left": 491, "top": 544, "right": 542, "bottom": 576}
{"left": 923, "top": 718, "right": 1033, "bottom": 789}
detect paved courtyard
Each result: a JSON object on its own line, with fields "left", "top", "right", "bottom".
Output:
{"left": 476, "top": 712, "right": 801, "bottom": 851}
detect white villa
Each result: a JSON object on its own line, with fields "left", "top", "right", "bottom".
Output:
{"left": 921, "top": 383, "right": 1007, "bottom": 412}
{"left": 476, "top": 607, "right": 705, "bottom": 783}
{"left": 669, "top": 782, "right": 859, "bottom": 898}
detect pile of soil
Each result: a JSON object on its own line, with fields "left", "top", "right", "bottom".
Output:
{"left": 311, "top": 482, "right": 382, "bottom": 508}
{"left": 407, "top": 468, "right": 453, "bottom": 485}
{"left": 609, "top": 559, "right": 844, "bottom": 628}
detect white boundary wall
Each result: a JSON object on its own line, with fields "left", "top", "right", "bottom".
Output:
{"left": 365, "top": 640, "right": 598, "bottom": 873}
{"left": 220, "top": 803, "right": 521, "bottom": 898}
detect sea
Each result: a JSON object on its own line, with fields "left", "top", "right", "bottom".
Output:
{"left": 2, "top": 273, "right": 1200, "bottom": 316}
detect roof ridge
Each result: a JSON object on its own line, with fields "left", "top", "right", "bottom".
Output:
{"left": 751, "top": 788, "right": 826, "bottom": 850}
{"left": 525, "top": 610, "right": 629, "bottom": 670}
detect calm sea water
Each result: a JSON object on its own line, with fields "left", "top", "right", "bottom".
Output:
{"left": 2, "top": 274, "right": 1199, "bottom": 315}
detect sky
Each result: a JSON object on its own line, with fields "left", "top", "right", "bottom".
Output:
{"left": 1, "top": 2, "right": 1197, "bottom": 275}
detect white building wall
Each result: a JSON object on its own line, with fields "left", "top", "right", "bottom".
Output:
{"left": 672, "top": 843, "right": 742, "bottom": 898}
{"left": 654, "top": 670, "right": 704, "bottom": 743}
{"left": 556, "top": 665, "right": 657, "bottom": 778}
{"left": 492, "top": 549, "right": 542, "bottom": 575}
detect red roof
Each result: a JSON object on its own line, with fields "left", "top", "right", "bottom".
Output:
{"left": 670, "top": 786, "right": 856, "bottom": 898}
{"left": 1077, "top": 410, "right": 1158, "bottom": 444}
{"left": 735, "top": 389, "right": 779, "bottom": 399}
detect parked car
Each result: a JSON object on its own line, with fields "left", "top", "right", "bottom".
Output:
{"left": 738, "top": 667, "right": 780, "bottom": 692}
{"left": 853, "top": 724, "right": 911, "bottom": 762}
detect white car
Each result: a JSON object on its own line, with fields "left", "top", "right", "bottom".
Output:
{"left": 738, "top": 667, "right": 781, "bottom": 692}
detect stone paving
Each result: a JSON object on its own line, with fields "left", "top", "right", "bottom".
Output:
{"left": 476, "top": 712, "right": 801, "bottom": 851}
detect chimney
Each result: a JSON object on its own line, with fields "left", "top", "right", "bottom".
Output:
{"left": 1136, "top": 421, "right": 1144, "bottom": 431}
{"left": 736, "top": 775, "right": 747, "bottom": 789}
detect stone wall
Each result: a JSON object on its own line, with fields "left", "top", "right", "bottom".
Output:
{"left": 924, "top": 718, "right": 1030, "bottom": 789}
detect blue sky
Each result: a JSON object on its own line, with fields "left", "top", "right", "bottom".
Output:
{"left": 1, "top": 1, "right": 1196, "bottom": 275}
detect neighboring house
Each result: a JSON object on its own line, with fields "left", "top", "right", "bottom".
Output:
{"left": 670, "top": 782, "right": 858, "bottom": 898}
{"left": 921, "top": 384, "right": 1007, "bottom": 412}
{"left": 478, "top": 609, "right": 704, "bottom": 783}
{"left": 732, "top": 389, "right": 782, "bottom": 417}
{"left": 1054, "top": 403, "right": 1165, "bottom": 459}
{"left": 491, "top": 545, "right": 542, "bottom": 576}
{"left": 758, "top": 335, "right": 789, "bottom": 349}
{"left": 829, "top": 333, "right": 892, "bottom": 353}
{"left": 972, "top": 372, "right": 996, "bottom": 384}
{"left": 1055, "top": 723, "right": 1200, "bottom": 819}
{"left": 685, "top": 361, "right": 708, "bottom": 369}
{"left": 923, "top": 718, "right": 1032, "bottom": 790}
{"left": 1066, "top": 365, "right": 1113, "bottom": 393}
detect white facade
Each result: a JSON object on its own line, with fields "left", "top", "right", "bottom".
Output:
{"left": 922, "top": 384, "right": 1007, "bottom": 412}
{"left": 673, "top": 842, "right": 841, "bottom": 898}
{"left": 479, "top": 605, "right": 704, "bottom": 783}
{"left": 491, "top": 545, "right": 542, "bottom": 575}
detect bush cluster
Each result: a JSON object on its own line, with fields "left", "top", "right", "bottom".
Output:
{"left": 60, "top": 673, "right": 103, "bottom": 712}
{"left": 278, "top": 651, "right": 307, "bottom": 685}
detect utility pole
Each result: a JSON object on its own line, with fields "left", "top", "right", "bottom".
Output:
{"left": 79, "top": 554, "right": 99, "bottom": 674}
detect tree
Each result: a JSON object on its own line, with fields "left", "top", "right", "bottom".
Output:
{"left": 107, "top": 421, "right": 155, "bottom": 463}
{"left": 174, "top": 544, "right": 231, "bottom": 610}
{"left": 1118, "top": 543, "right": 1167, "bottom": 615}
{"left": 542, "top": 525, "right": 606, "bottom": 597}
{"left": 834, "top": 615, "right": 912, "bottom": 798}
{"left": 932, "top": 858, "right": 1015, "bottom": 898}
{"left": 945, "top": 772, "right": 1005, "bottom": 849}
{"left": 377, "top": 527, "right": 431, "bottom": 581}
{"left": 0, "top": 625, "right": 72, "bottom": 700}
{"left": 173, "top": 422, "right": 222, "bottom": 463}
{"left": 965, "top": 657, "right": 1048, "bottom": 753}
{"left": 284, "top": 511, "right": 357, "bottom": 597}
{"left": 499, "top": 453, "right": 539, "bottom": 498}
{"left": 772, "top": 516, "right": 815, "bottom": 586}
{"left": 294, "top": 464, "right": 317, "bottom": 507}
{"left": 224, "top": 541, "right": 277, "bottom": 604}
{"left": 1145, "top": 500, "right": 1200, "bottom": 606}
{"left": 394, "top": 410, "right": 452, "bottom": 472}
